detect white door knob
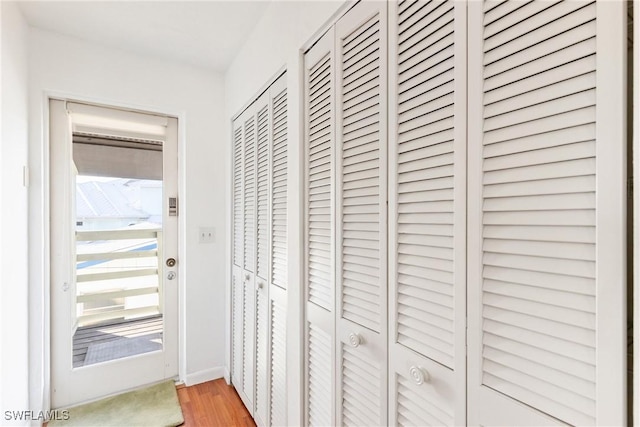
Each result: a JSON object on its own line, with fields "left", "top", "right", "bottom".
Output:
{"left": 409, "top": 365, "right": 430, "bottom": 385}
{"left": 257, "top": 280, "right": 264, "bottom": 289}
{"left": 348, "top": 332, "right": 362, "bottom": 348}
{"left": 244, "top": 273, "right": 250, "bottom": 281}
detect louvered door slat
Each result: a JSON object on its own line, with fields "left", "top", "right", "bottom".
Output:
{"left": 271, "top": 86, "right": 288, "bottom": 290}
{"left": 233, "top": 126, "right": 243, "bottom": 267}
{"left": 256, "top": 106, "right": 269, "bottom": 281}
{"left": 306, "top": 47, "right": 334, "bottom": 311}
{"left": 242, "top": 274, "right": 253, "bottom": 405}
{"left": 341, "top": 346, "right": 381, "bottom": 426}
{"left": 483, "top": 0, "right": 556, "bottom": 40}
{"left": 304, "top": 29, "right": 336, "bottom": 427}
{"left": 396, "top": 374, "right": 454, "bottom": 427}
{"left": 484, "top": 4, "right": 596, "bottom": 69}
{"left": 335, "top": 4, "right": 387, "bottom": 427}
{"left": 308, "top": 322, "right": 332, "bottom": 427}
{"left": 255, "top": 287, "right": 269, "bottom": 424}
{"left": 483, "top": 332, "right": 595, "bottom": 380}
{"left": 257, "top": 100, "right": 271, "bottom": 420}
{"left": 338, "top": 10, "right": 383, "bottom": 333}
{"left": 270, "top": 297, "right": 286, "bottom": 426}
{"left": 484, "top": 56, "right": 596, "bottom": 105}
{"left": 244, "top": 117, "right": 256, "bottom": 273}
{"left": 390, "top": 1, "right": 465, "bottom": 425}
{"left": 395, "top": 0, "right": 456, "bottom": 368}
{"left": 468, "top": 1, "right": 626, "bottom": 425}
{"left": 232, "top": 267, "right": 244, "bottom": 389}
{"left": 484, "top": 38, "right": 596, "bottom": 91}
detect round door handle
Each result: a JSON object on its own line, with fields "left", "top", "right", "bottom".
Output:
{"left": 166, "top": 258, "right": 176, "bottom": 267}
{"left": 244, "top": 273, "right": 250, "bottom": 281}
{"left": 257, "top": 280, "right": 264, "bottom": 289}
{"left": 409, "top": 365, "right": 430, "bottom": 385}
{"left": 348, "top": 332, "right": 362, "bottom": 348}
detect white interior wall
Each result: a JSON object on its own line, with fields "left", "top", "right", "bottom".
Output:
{"left": 28, "top": 28, "right": 228, "bottom": 413}
{"left": 0, "top": 2, "right": 30, "bottom": 424}
{"left": 224, "top": 1, "right": 348, "bottom": 424}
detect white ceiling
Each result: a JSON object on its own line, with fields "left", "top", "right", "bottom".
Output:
{"left": 17, "top": 1, "right": 271, "bottom": 72}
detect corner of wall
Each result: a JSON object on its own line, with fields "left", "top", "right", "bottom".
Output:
{"left": 1, "top": 1, "right": 32, "bottom": 423}
{"left": 184, "top": 366, "right": 226, "bottom": 387}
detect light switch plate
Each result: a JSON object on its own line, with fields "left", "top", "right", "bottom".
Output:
{"left": 199, "top": 227, "right": 215, "bottom": 244}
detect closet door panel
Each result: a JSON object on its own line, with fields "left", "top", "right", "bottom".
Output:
{"left": 271, "top": 79, "right": 288, "bottom": 292}
{"left": 244, "top": 113, "right": 257, "bottom": 274}
{"left": 254, "top": 92, "right": 271, "bottom": 427}
{"left": 389, "top": 1, "right": 466, "bottom": 425}
{"left": 233, "top": 121, "right": 244, "bottom": 268}
{"left": 304, "top": 29, "right": 336, "bottom": 427}
{"left": 335, "top": 2, "right": 387, "bottom": 425}
{"left": 307, "top": 303, "right": 333, "bottom": 427}
{"left": 467, "top": 1, "right": 627, "bottom": 425}
{"left": 240, "top": 106, "right": 257, "bottom": 412}
{"left": 231, "top": 72, "right": 288, "bottom": 427}
{"left": 232, "top": 115, "right": 244, "bottom": 391}
{"left": 269, "top": 285, "right": 287, "bottom": 427}
{"left": 255, "top": 282, "right": 269, "bottom": 426}
{"left": 256, "top": 100, "right": 270, "bottom": 284}
{"left": 232, "top": 265, "right": 244, "bottom": 392}
{"left": 269, "top": 74, "right": 288, "bottom": 427}
{"left": 306, "top": 38, "right": 335, "bottom": 313}
{"left": 390, "top": 345, "right": 455, "bottom": 427}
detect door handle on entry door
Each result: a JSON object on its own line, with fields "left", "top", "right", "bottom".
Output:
{"left": 166, "top": 258, "right": 176, "bottom": 267}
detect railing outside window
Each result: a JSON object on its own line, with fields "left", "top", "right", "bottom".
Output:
{"left": 75, "top": 229, "right": 163, "bottom": 326}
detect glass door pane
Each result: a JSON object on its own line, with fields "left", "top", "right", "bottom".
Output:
{"left": 72, "top": 136, "right": 165, "bottom": 368}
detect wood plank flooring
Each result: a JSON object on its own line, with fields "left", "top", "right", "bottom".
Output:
{"left": 177, "top": 379, "right": 255, "bottom": 427}
{"left": 73, "top": 315, "right": 163, "bottom": 367}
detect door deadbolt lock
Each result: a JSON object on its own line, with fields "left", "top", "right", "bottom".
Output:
{"left": 166, "top": 258, "right": 176, "bottom": 267}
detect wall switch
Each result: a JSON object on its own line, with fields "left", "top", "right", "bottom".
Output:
{"left": 23, "top": 166, "right": 29, "bottom": 188}
{"left": 199, "top": 227, "right": 215, "bottom": 243}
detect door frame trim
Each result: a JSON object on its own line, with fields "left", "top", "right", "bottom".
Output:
{"left": 40, "top": 91, "right": 187, "bottom": 411}
{"left": 634, "top": 0, "right": 639, "bottom": 422}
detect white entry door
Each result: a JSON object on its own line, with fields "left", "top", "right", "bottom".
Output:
{"left": 50, "top": 99, "right": 179, "bottom": 409}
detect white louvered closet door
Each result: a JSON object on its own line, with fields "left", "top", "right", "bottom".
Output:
{"left": 467, "top": 1, "right": 627, "bottom": 425}
{"left": 304, "top": 29, "right": 336, "bottom": 427}
{"left": 335, "top": 2, "right": 388, "bottom": 425}
{"left": 268, "top": 74, "right": 288, "bottom": 427}
{"left": 388, "top": 1, "right": 466, "bottom": 425}
{"left": 239, "top": 104, "right": 257, "bottom": 413}
{"left": 254, "top": 91, "right": 270, "bottom": 427}
{"left": 232, "top": 117, "right": 245, "bottom": 401}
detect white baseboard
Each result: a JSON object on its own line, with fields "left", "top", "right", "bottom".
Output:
{"left": 223, "top": 368, "right": 230, "bottom": 385}
{"left": 184, "top": 366, "right": 225, "bottom": 386}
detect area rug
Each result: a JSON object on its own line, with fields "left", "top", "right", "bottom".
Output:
{"left": 48, "top": 380, "right": 184, "bottom": 427}
{"left": 84, "top": 333, "right": 162, "bottom": 366}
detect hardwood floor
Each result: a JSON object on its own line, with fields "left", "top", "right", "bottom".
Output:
{"left": 177, "top": 379, "right": 255, "bottom": 427}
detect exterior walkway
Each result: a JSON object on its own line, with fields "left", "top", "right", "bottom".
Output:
{"left": 72, "top": 314, "right": 163, "bottom": 368}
